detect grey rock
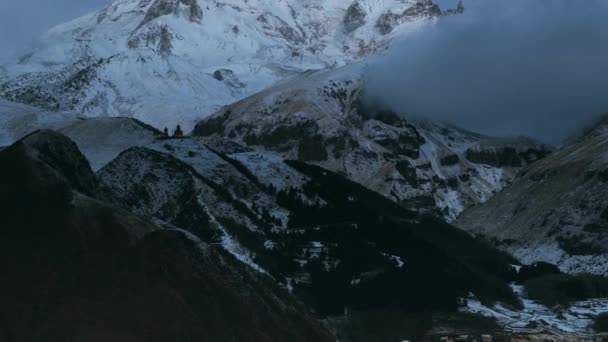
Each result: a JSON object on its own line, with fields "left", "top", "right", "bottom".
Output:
{"left": 140, "top": 0, "right": 203, "bottom": 28}
{"left": 376, "top": 0, "right": 453, "bottom": 35}
{"left": 344, "top": 1, "right": 367, "bottom": 33}
{"left": 257, "top": 13, "right": 305, "bottom": 45}
{"left": 213, "top": 69, "right": 246, "bottom": 88}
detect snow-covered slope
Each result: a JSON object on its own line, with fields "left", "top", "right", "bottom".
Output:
{"left": 193, "top": 64, "right": 549, "bottom": 220}
{"left": 456, "top": 119, "right": 608, "bottom": 274}
{"left": 0, "top": 0, "right": 461, "bottom": 132}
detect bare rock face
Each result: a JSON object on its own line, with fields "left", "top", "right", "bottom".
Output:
{"left": 212, "top": 69, "right": 246, "bottom": 88}
{"left": 376, "top": 0, "right": 450, "bottom": 35}
{"left": 465, "top": 138, "right": 549, "bottom": 168}
{"left": 129, "top": 24, "right": 174, "bottom": 56}
{"left": 344, "top": 1, "right": 367, "bottom": 33}
{"left": 128, "top": 0, "right": 202, "bottom": 55}
{"left": 141, "top": 0, "right": 203, "bottom": 27}
{"left": 257, "top": 13, "right": 305, "bottom": 45}
{"left": 444, "top": 0, "right": 465, "bottom": 15}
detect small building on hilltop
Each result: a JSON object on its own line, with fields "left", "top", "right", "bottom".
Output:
{"left": 173, "top": 125, "right": 184, "bottom": 138}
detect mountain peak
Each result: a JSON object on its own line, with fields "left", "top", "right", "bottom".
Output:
{"left": 17, "top": 129, "right": 99, "bottom": 196}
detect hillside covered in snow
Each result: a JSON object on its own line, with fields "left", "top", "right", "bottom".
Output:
{"left": 0, "top": 0, "right": 462, "bottom": 132}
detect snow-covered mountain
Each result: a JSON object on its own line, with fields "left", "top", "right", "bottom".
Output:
{"left": 457, "top": 119, "right": 608, "bottom": 275}
{"left": 192, "top": 64, "right": 549, "bottom": 220}
{"left": 0, "top": 0, "right": 461, "bottom": 132}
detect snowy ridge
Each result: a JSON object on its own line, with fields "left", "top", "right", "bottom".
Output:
{"left": 147, "top": 138, "right": 292, "bottom": 228}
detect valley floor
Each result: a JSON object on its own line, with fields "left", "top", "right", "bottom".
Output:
{"left": 462, "top": 285, "right": 608, "bottom": 341}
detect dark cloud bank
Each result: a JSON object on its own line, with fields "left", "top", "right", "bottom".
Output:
{"left": 366, "top": 0, "right": 608, "bottom": 145}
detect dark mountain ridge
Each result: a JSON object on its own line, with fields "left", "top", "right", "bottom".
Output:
{"left": 0, "top": 130, "right": 333, "bottom": 342}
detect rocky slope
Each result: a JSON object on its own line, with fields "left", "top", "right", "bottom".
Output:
{"left": 0, "top": 0, "right": 463, "bottom": 132}
{"left": 193, "top": 64, "right": 549, "bottom": 221}
{"left": 456, "top": 119, "right": 608, "bottom": 275}
{"left": 0, "top": 130, "right": 334, "bottom": 342}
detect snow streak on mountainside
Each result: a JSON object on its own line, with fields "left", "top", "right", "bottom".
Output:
{"left": 457, "top": 119, "right": 608, "bottom": 275}
{"left": 193, "top": 64, "right": 549, "bottom": 220}
{"left": 0, "top": 0, "right": 460, "bottom": 132}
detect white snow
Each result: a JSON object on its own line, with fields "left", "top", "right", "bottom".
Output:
{"left": 198, "top": 195, "right": 267, "bottom": 273}
{"left": 381, "top": 252, "right": 405, "bottom": 268}
{"left": 230, "top": 151, "right": 310, "bottom": 191}
{"left": 511, "top": 264, "right": 523, "bottom": 273}
{"left": 1, "top": 0, "right": 439, "bottom": 133}
{"left": 512, "top": 244, "right": 608, "bottom": 276}
{"left": 463, "top": 284, "right": 608, "bottom": 336}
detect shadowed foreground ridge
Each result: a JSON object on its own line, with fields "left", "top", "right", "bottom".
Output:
{"left": 0, "top": 130, "right": 332, "bottom": 342}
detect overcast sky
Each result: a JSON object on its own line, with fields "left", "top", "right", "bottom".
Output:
{"left": 366, "top": 0, "right": 608, "bottom": 144}
{"left": 0, "top": 0, "right": 110, "bottom": 62}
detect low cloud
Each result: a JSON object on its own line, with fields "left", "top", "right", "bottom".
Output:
{"left": 0, "top": 0, "right": 110, "bottom": 62}
{"left": 365, "top": 0, "right": 608, "bottom": 144}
